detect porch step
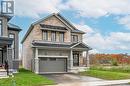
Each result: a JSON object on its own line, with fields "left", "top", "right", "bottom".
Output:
{"left": 0, "top": 69, "right": 8, "bottom": 78}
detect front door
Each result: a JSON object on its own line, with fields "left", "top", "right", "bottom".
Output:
{"left": 73, "top": 53, "right": 79, "bottom": 66}
{"left": 0, "top": 50, "right": 3, "bottom": 66}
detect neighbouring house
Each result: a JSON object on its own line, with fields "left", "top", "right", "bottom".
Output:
{"left": 0, "top": 14, "right": 21, "bottom": 77}
{"left": 21, "top": 13, "right": 91, "bottom": 74}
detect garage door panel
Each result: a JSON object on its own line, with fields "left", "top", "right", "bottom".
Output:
{"left": 39, "top": 58, "right": 67, "bottom": 73}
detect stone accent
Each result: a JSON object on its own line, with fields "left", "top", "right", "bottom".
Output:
{"left": 43, "top": 16, "right": 66, "bottom": 27}
{"left": 8, "top": 48, "right": 13, "bottom": 69}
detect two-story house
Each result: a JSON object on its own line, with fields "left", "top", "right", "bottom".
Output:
{"left": 21, "top": 13, "right": 91, "bottom": 74}
{"left": 0, "top": 14, "right": 21, "bottom": 77}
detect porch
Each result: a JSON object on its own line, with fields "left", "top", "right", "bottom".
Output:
{"left": 68, "top": 49, "right": 90, "bottom": 73}
{"left": 32, "top": 41, "right": 91, "bottom": 74}
{"left": 0, "top": 37, "right": 13, "bottom": 77}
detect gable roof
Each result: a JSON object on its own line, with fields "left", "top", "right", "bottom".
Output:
{"left": 71, "top": 42, "right": 92, "bottom": 50}
{"left": 21, "top": 13, "right": 85, "bottom": 43}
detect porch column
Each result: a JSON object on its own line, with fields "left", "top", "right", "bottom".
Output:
{"left": 35, "top": 48, "right": 39, "bottom": 74}
{"left": 70, "top": 49, "right": 73, "bottom": 69}
{"left": 7, "top": 45, "right": 13, "bottom": 73}
{"left": 86, "top": 51, "right": 90, "bottom": 67}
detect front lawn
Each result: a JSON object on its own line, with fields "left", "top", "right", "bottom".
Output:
{"left": 0, "top": 69, "right": 55, "bottom": 86}
{"left": 80, "top": 69, "right": 130, "bottom": 80}
{"left": 91, "top": 65, "right": 130, "bottom": 73}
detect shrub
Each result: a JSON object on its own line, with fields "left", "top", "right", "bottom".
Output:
{"left": 111, "top": 60, "right": 118, "bottom": 66}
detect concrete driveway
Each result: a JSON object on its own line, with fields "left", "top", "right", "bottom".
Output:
{"left": 43, "top": 73, "right": 105, "bottom": 84}
{"left": 42, "top": 74, "right": 130, "bottom": 86}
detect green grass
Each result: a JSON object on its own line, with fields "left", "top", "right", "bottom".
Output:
{"left": 90, "top": 66, "right": 130, "bottom": 73}
{"left": 0, "top": 68, "right": 55, "bottom": 86}
{"left": 80, "top": 69, "right": 130, "bottom": 80}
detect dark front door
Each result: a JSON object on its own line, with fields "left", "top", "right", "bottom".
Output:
{"left": 73, "top": 53, "right": 79, "bottom": 66}
{"left": 0, "top": 50, "right": 3, "bottom": 66}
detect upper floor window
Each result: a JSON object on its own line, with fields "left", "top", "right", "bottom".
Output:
{"left": 59, "top": 32, "right": 64, "bottom": 42}
{"left": 51, "top": 31, "right": 56, "bottom": 41}
{"left": 43, "top": 31, "right": 48, "bottom": 41}
{"left": 72, "top": 35, "right": 78, "bottom": 42}
{"left": 0, "top": 20, "right": 2, "bottom": 36}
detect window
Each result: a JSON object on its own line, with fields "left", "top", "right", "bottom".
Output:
{"left": 72, "top": 35, "right": 78, "bottom": 42}
{"left": 59, "top": 32, "right": 64, "bottom": 42}
{"left": 0, "top": 20, "right": 1, "bottom": 36}
{"left": 43, "top": 31, "right": 48, "bottom": 40}
{"left": 51, "top": 31, "right": 56, "bottom": 41}
{"left": 9, "top": 33, "right": 15, "bottom": 59}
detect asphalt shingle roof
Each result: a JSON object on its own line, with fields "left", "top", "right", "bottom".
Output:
{"left": 31, "top": 40, "right": 90, "bottom": 49}
{"left": 71, "top": 29, "right": 85, "bottom": 34}
{"left": 40, "top": 24, "right": 67, "bottom": 30}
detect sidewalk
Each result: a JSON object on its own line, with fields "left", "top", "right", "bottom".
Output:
{"left": 46, "top": 79, "right": 130, "bottom": 86}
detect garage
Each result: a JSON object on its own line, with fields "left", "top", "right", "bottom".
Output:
{"left": 39, "top": 58, "right": 67, "bottom": 73}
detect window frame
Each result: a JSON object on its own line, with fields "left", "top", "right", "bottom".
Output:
{"left": 43, "top": 30, "right": 48, "bottom": 41}
{"left": 72, "top": 35, "right": 78, "bottom": 42}
{"left": 59, "top": 32, "right": 64, "bottom": 42}
{"left": 51, "top": 31, "right": 56, "bottom": 41}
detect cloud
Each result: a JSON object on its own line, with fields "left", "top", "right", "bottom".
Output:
{"left": 14, "top": 0, "right": 130, "bottom": 19}
{"left": 15, "top": 0, "right": 62, "bottom": 18}
{"left": 87, "top": 32, "right": 130, "bottom": 50}
{"left": 89, "top": 49, "right": 99, "bottom": 54}
{"left": 75, "top": 23, "right": 130, "bottom": 52}
{"left": 63, "top": 0, "right": 130, "bottom": 29}
{"left": 118, "top": 15, "right": 130, "bottom": 29}
{"left": 14, "top": 0, "right": 130, "bottom": 31}
{"left": 64, "top": 0, "right": 130, "bottom": 18}
{"left": 74, "top": 23, "right": 94, "bottom": 33}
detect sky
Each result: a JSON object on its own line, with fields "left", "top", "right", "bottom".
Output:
{"left": 3, "top": 0, "right": 130, "bottom": 54}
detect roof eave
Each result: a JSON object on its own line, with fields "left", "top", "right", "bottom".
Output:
{"left": 71, "top": 31, "right": 85, "bottom": 34}
{"left": 21, "top": 24, "right": 34, "bottom": 43}
{"left": 8, "top": 27, "right": 22, "bottom": 32}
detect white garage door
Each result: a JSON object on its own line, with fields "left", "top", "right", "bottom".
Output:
{"left": 39, "top": 58, "right": 67, "bottom": 73}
